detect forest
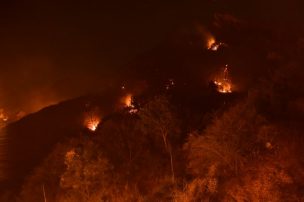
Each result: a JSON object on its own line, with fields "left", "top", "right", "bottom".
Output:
{"left": 2, "top": 60, "right": 303, "bottom": 201}
{"left": 0, "top": 1, "right": 304, "bottom": 201}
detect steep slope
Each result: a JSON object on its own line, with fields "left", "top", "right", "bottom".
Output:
{"left": 1, "top": 91, "right": 122, "bottom": 188}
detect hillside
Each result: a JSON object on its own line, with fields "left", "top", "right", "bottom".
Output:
{"left": 0, "top": 10, "right": 304, "bottom": 201}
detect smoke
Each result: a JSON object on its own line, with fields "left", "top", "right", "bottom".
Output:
{"left": 0, "top": 54, "right": 118, "bottom": 118}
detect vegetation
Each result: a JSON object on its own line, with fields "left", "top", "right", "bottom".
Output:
{"left": 2, "top": 18, "right": 304, "bottom": 202}
{"left": 11, "top": 70, "right": 304, "bottom": 201}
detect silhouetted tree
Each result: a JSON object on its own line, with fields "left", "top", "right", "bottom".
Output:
{"left": 138, "top": 95, "right": 180, "bottom": 183}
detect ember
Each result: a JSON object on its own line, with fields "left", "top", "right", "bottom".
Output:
{"left": 165, "top": 79, "right": 175, "bottom": 90}
{"left": 209, "top": 42, "right": 225, "bottom": 51}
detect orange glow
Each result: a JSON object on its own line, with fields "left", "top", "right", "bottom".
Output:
{"left": 0, "top": 109, "right": 8, "bottom": 122}
{"left": 212, "top": 66, "right": 233, "bottom": 93}
{"left": 210, "top": 43, "right": 220, "bottom": 51}
{"left": 213, "top": 80, "right": 232, "bottom": 93}
{"left": 0, "top": 108, "right": 8, "bottom": 129}
{"left": 207, "top": 36, "right": 216, "bottom": 50}
{"left": 85, "top": 115, "right": 101, "bottom": 132}
{"left": 123, "top": 94, "right": 133, "bottom": 108}
{"left": 207, "top": 39, "right": 225, "bottom": 51}
{"left": 121, "top": 94, "right": 138, "bottom": 114}
{"left": 206, "top": 34, "right": 225, "bottom": 51}
{"left": 65, "top": 149, "right": 76, "bottom": 163}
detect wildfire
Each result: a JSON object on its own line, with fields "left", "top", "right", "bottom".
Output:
{"left": 85, "top": 116, "right": 100, "bottom": 131}
{"left": 84, "top": 108, "right": 101, "bottom": 132}
{"left": 213, "top": 80, "right": 232, "bottom": 93}
{"left": 212, "top": 65, "right": 233, "bottom": 93}
{"left": 0, "top": 109, "right": 8, "bottom": 129}
{"left": 207, "top": 36, "right": 216, "bottom": 50}
{"left": 123, "top": 94, "right": 133, "bottom": 108}
{"left": 206, "top": 35, "right": 226, "bottom": 51}
{"left": 121, "top": 94, "right": 138, "bottom": 114}
{"left": 0, "top": 109, "right": 8, "bottom": 122}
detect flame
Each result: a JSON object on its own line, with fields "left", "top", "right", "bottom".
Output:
{"left": 0, "top": 109, "right": 9, "bottom": 129}
{"left": 0, "top": 109, "right": 8, "bottom": 122}
{"left": 214, "top": 80, "right": 232, "bottom": 93}
{"left": 206, "top": 35, "right": 225, "bottom": 51}
{"left": 207, "top": 36, "right": 216, "bottom": 50}
{"left": 123, "top": 94, "right": 133, "bottom": 108}
{"left": 212, "top": 66, "right": 233, "bottom": 93}
{"left": 211, "top": 44, "right": 220, "bottom": 51}
{"left": 121, "top": 94, "right": 138, "bottom": 114}
{"left": 85, "top": 116, "right": 100, "bottom": 131}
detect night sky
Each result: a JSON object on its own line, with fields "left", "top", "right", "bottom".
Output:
{"left": 0, "top": 0, "right": 303, "bottom": 113}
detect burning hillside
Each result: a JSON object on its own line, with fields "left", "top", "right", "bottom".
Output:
{"left": 1, "top": 0, "right": 304, "bottom": 200}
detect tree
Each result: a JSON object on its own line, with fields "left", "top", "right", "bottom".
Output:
{"left": 185, "top": 100, "right": 266, "bottom": 179}
{"left": 18, "top": 142, "right": 67, "bottom": 202}
{"left": 59, "top": 139, "right": 112, "bottom": 202}
{"left": 223, "top": 131, "right": 304, "bottom": 202}
{"left": 138, "top": 95, "right": 180, "bottom": 183}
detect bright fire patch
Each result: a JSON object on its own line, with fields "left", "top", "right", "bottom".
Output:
{"left": 212, "top": 66, "right": 233, "bottom": 93}
{"left": 123, "top": 94, "right": 133, "bottom": 108}
{"left": 86, "top": 116, "right": 100, "bottom": 131}
{"left": 122, "top": 94, "right": 138, "bottom": 114}
{"left": 207, "top": 36, "right": 216, "bottom": 50}
{"left": 0, "top": 109, "right": 8, "bottom": 122}
{"left": 213, "top": 80, "right": 232, "bottom": 93}
{"left": 206, "top": 35, "right": 225, "bottom": 51}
